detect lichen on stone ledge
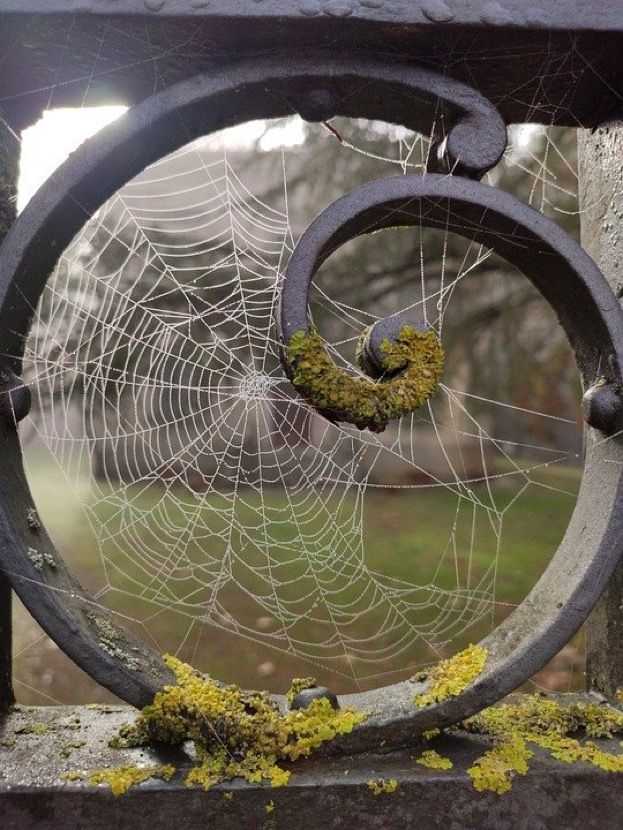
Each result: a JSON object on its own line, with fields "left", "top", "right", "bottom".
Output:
{"left": 414, "top": 643, "right": 488, "bottom": 707}
{"left": 367, "top": 778, "right": 399, "bottom": 794}
{"left": 462, "top": 694, "right": 623, "bottom": 795}
{"left": 285, "top": 677, "right": 317, "bottom": 705}
{"left": 108, "top": 655, "right": 367, "bottom": 792}
{"left": 88, "top": 764, "right": 175, "bottom": 797}
{"left": 415, "top": 749, "right": 453, "bottom": 770}
{"left": 284, "top": 325, "right": 444, "bottom": 433}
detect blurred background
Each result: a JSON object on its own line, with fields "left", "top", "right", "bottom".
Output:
{"left": 13, "top": 111, "right": 586, "bottom": 704}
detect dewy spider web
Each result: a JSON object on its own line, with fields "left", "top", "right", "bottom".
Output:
{"left": 15, "top": 115, "right": 587, "bottom": 700}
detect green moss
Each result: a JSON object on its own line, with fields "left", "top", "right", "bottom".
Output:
{"left": 111, "top": 655, "right": 367, "bottom": 792}
{"left": 414, "top": 644, "right": 488, "bottom": 707}
{"left": 284, "top": 325, "right": 444, "bottom": 433}
{"left": 415, "top": 749, "right": 453, "bottom": 770}
{"left": 15, "top": 722, "right": 49, "bottom": 735}
{"left": 367, "top": 778, "right": 399, "bottom": 795}
{"left": 463, "top": 695, "right": 623, "bottom": 794}
{"left": 88, "top": 764, "right": 175, "bottom": 796}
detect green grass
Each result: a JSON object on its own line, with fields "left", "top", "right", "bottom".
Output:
{"left": 14, "top": 453, "right": 581, "bottom": 703}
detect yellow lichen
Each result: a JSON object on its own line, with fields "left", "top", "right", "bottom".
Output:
{"left": 467, "top": 734, "right": 532, "bottom": 795}
{"left": 415, "top": 749, "right": 453, "bottom": 770}
{"left": 285, "top": 677, "right": 317, "bottom": 705}
{"left": 111, "top": 655, "right": 367, "bottom": 792}
{"left": 59, "top": 740, "right": 86, "bottom": 759}
{"left": 88, "top": 764, "right": 175, "bottom": 796}
{"left": 414, "top": 644, "right": 487, "bottom": 707}
{"left": 15, "top": 722, "right": 49, "bottom": 735}
{"left": 265, "top": 800, "right": 276, "bottom": 813}
{"left": 284, "top": 326, "right": 444, "bottom": 433}
{"left": 367, "top": 778, "right": 399, "bottom": 795}
{"left": 60, "top": 771, "right": 85, "bottom": 783}
{"left": 463, "top": 695, "right": 623, "bottom": 794}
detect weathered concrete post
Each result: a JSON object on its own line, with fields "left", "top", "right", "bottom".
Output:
{"left": 578, "top": 123, "right": 623, "bottom": 704}
{"left": 0, "top": 108, "right": 19, "bottom": 710}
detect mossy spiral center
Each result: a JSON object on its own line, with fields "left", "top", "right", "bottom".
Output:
{"left": 284, "top": 324, "right": 445, "bottom": 433}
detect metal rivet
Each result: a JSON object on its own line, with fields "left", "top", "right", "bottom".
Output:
{"left": 299, "top": 1, "right": 321, "bottom": 15}
{"left": 422, "top": 1, "right": 455, "bottom": 23}
{"left": 290, "top": 686, "right": 339, "bottom": 711}
{"left": 324, "top": 0, "right": 354, "bottom": 17}
{"left": 296, "top": 88, "right": 337, "bottom": 123}
{"left": 480, "top": 1, "right": 514, "bottom": 25}
{"left": 582, "top": 382, "right": 623, "bottom": 434}
{"left": 357, "top": 315, "right": 427, "bottom": 379}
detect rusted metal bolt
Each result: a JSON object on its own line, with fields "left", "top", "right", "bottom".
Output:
{"left": 290, "top": 686, "right": 339, "bottom": 711}
{"left": 581, "top": 382, "right": 623, "bottom": 435}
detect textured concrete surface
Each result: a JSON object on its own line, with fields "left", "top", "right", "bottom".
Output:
{"left": 0, "top": 700, "right": 621, "bottom": 830}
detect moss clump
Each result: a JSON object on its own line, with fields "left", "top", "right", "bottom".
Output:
{"left": 284, "top": 326, "right": 444, "bottom": 433}
{"left": 59, "top": 740, "right": 86, "bottom": 759}
{"left": 463, "top": 695, "right": 623, "bottom": 794}
{"left": 414, "top": 644, "right": 487, "bottom": 707}
{"left": 286, "top": 677, "right": 317, "bottom": 705}
{"left": 415, "top": 749, "right": 453, "bottom": 770}
{"left": 60, "top": 771, "right": 84, "bottom": 783}
{"left": 88, "top": 764, "right": 175, "bottom": 797}
{"left": 367, "top": 778, "right": 399, "bottom": 795}
{"left": 15, "top": 722, "right": 49, "bottom": 735}
{"left": 111, "top": 655, "right": 367, "bottom": 791}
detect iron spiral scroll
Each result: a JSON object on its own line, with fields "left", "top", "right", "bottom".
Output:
{"left": 0, "top": 52, "right": 621, "bottom": 753}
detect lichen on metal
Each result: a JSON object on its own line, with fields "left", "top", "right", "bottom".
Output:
{"left": 0, "top": 41, "right": 620, "bottom": 766}
{"left": 283, "top": 325, "right": 444, "bottom": 432}
{"left": 106, "top": 655, "right": 367, "bottom": 791}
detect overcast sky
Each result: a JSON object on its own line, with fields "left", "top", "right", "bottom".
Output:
{"left": 17, "top": 107, "right": 308, "bottom": 213}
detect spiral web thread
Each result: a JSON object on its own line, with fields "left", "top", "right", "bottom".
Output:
{"left": 15, "top": 117, "right": 590, "bottom": 697}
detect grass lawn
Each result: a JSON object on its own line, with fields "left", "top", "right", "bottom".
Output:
{"left": 14, "top": 452, "right": 582, "bottom": 703}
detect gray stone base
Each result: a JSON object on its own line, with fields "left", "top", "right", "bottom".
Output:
{"left": 0, "top": 699, "right": 622, "bottom": 830}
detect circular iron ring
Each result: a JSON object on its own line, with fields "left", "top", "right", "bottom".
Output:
{"left": 279, "top": 174, "right": 623, "bottom": 752}
{"left": 0, "top": 56, "right": 619, "bottom": 754}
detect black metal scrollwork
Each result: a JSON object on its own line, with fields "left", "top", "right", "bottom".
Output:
{"left": 0, "top": 53, "right": 621, "bottom": 754}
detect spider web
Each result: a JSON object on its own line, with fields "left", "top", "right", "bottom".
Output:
{"left": 14, "top": 115, "right": 588, "bottom": 699}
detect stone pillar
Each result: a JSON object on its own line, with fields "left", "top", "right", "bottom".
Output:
{"left": 578, "top": 123, "right": 623, "bottom": 705}
{"left": 0, "top": 109, "right": 19, "bottom": 710}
